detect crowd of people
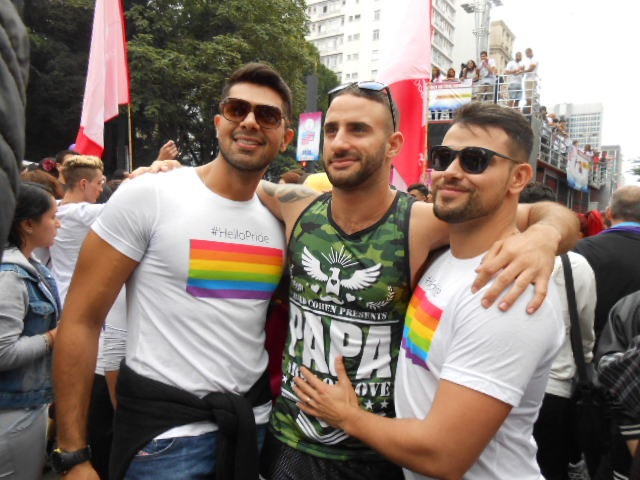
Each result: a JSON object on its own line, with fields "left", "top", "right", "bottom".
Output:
{"left": 430, "top": 47, "right": 539, "bottom": 113}
{"left": 431, "top": 48, "right": 609, "bottom": 191}
{"left": 1, "top": 10, "right": 639, "bottom": 479}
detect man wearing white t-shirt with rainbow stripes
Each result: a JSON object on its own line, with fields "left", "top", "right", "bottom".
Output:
{"left": 52, "top": 63, "right": 295, "bottom": 480}
{"left": 294, "top": 102, "right": 564, "bottom": 479}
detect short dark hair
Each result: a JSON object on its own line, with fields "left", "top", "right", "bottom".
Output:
{"left": 279, "top": 169, "right": 305, "bottom": 184}
{"left": 221, "top": 63, "right": 293, "bottom": 121}
{"left": 8, "top": 181, "right": 54, "bottom": 250}
{"left": 519, "top": 181, "right": 556, "bottom": 203}
{"left": 407, "top": 183, "right": 429, "bottom": 196}
{"left": 451, "top": 102, "right": 533, "bottom": 161}
{"left": 55, "top": 149, "right": 80, "bottom": 165}
{"left": 329, "top": 83, "right": 400, "bottom": 133}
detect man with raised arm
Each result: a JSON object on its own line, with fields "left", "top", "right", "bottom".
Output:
{"left": 53, "top": 63, "right": 294, "bottom": 480}
{"left": 293, "top": 102, "right": 565, "bottom": 479}
{"left": 257, "top": 85, "right": 577, "bottom": 479}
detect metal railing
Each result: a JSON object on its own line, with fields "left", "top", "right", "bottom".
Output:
{"left": 428, "top": 74, "right": 541, "bottom": 118}
{"left": 426, "top": 75, "right": 616, "bottom": 191}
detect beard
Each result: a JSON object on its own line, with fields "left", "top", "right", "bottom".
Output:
{"left": 433, "top": 193, "right": 485, "bottom": 223}
{"left": 218, "top": 136, "right": 274, "bottom": 173}
{"left": 324, "top": 144, "right": 387, "bottom": 189}
{"left": 433, "top": 180, "right": 507, "bottom": 224}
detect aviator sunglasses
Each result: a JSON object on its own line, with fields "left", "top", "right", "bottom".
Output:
{"left": 429, "top": 145, "right": 519, "bottom": 174}
{"left": 328, "top": 81, "right": 397, "bottom": 131}
{"left": 219, "top": 97, "right": 284, "bottom": 129}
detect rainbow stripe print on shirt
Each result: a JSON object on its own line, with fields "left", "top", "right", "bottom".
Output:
{"left": 186, "top": 239, "right": 283, "bottom": 300}
{"left": 401, "top": 284, "right": 442, "bottom": 369}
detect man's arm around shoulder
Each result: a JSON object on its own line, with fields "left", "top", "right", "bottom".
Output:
{"left": 408, "top": 201, "right": 450, "bottom": 285}
{"left": 516, "top": 201, "right": 579, "bottom": 254}
{"left": 257, "top": 181, "right": 320, "bottom": 237}
{"left": 474, "top": 201, "right": 579, "bottom": 312}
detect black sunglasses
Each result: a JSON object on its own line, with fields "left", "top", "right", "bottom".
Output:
{"left": 219, "top": 97, "right": 284, "bottom": 129}
{"left": 328, "top": 81, "right": 397, "bottom": 131}
{"left": 429, "top": 145, "right": 519, "bottom": 174}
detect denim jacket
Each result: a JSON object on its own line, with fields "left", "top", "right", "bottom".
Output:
{"left": 0, "top": 247, "right": 60, "bottom": 408}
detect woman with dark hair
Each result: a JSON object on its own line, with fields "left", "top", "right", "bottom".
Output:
{"left": 0, "top": 181, "right": 61, "bottom": 479}
{"left": 461, "top": 59, "right": 478, "bottom": 81}
{"left": 443, "top": 67, "right": 458, "bottom": 82}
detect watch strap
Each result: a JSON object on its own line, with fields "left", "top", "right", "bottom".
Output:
{"left": 51, "top": 446, "right": 92, "bottom": 474}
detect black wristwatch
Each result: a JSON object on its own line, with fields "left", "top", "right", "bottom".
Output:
{"left": 50, "top": 446, "right": 92, "bottom": 474}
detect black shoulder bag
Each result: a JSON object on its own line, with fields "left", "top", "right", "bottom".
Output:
{"left": 561, "top": 253, "right": 609, "bottom": 461}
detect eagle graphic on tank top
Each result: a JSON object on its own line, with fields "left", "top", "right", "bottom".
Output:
{"left": 270, "top": 192, "right": 414, "bottom": 460}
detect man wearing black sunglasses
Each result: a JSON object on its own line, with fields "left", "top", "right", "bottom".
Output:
{"left": 294, "top": 102, "right": 566, "bottom": 479}
{"left": 258, "top": 86, "right": 578, "bottom": 478}
{"left": 52, "top": 63, "right": 294, "bottom": 480}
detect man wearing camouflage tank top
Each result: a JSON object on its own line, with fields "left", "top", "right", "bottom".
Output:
{"left": 256, "top": 82, "right": 579, "bottom": 479}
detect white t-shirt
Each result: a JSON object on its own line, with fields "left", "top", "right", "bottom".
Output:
{"left": 395, "top": 250, "right": 563, "bottom": 480}
{"left": 50, "top": 201, "right": 126, "bottom": 375}
{"left": 505, "top": 60, "right": 524, "bottom": 83}
{"left": 477, "top": 58, "right": 496, "bottom": 83}
{"left": 546, "top": 253, "right": 596, "bottom": 398}
{"left": 51, "top": 202, "right": 103, "bottom": 304}
{"left": 92, "top": 168, "right": 286, "bottom": 435}
{"left": 523, "top": 56, "right": 539, "bottom": 80}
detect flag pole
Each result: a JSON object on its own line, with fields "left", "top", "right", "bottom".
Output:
{"left": 127, "top": 103, "right": 134, "bottom": 171}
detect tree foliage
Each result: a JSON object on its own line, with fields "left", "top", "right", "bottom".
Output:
{"left": 629, "top": 157, "right": 640, "bottom": 181}
{"left": 125, "top": 0, "right": 335, "bottom": 165}
{"left": 23, "top": 0, "right": 93, "bottom": 161}
{"left": 23, "top": 0, "right": 338, "bottom": 167}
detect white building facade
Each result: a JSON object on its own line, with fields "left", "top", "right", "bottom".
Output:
{"left": 552, "top": 102, "right": 604, "bottom": 150}
{"left": 305, "top": 0, "right": 457, "bottom": 82}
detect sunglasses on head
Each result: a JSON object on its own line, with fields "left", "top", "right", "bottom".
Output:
{"left": 429, "top": 145, "right": 519, "bottom": 174}
{"left": 328, "top": 81, "right": 397, "bottom": 131}
{"left": 219, "top": 97, "right": 284, "bottom": 129}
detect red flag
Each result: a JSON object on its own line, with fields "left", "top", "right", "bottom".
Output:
{"left": 377, "top": 0, "right": 432, "bottom": 189}
{"left": 75, "top": 0, "right": 130, "bottom": 157}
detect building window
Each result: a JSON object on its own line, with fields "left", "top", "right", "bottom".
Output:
{"left": 373, "top": 29, "right": 380, "bottom": 40}
{"left": 374, "top": 10, "right": 381, "bottom": 20}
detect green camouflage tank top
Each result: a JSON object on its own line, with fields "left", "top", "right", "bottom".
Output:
{"left": 270, "top": 191, "right": 414, "bottom": 460}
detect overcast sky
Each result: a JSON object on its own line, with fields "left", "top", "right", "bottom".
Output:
{"left": 491, "top": 0, "right": 640, "bottom": 184}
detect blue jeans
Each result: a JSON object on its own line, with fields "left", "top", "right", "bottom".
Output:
{"left": 124, "top": 425, "right": 267, "bottom": 479}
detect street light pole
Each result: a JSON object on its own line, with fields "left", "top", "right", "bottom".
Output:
{"left": 461, "top": 0, "right": 503, "bottom": 60}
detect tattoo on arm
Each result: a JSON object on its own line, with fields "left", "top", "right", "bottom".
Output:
{"left": 278, "top": 185, "right": 317, "bottom": 204}
{"left": 262, "top": 181, "right": 278, "bottom": 197}
{"left": 262, "top": 181, "right": 318, "bottom": 202}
